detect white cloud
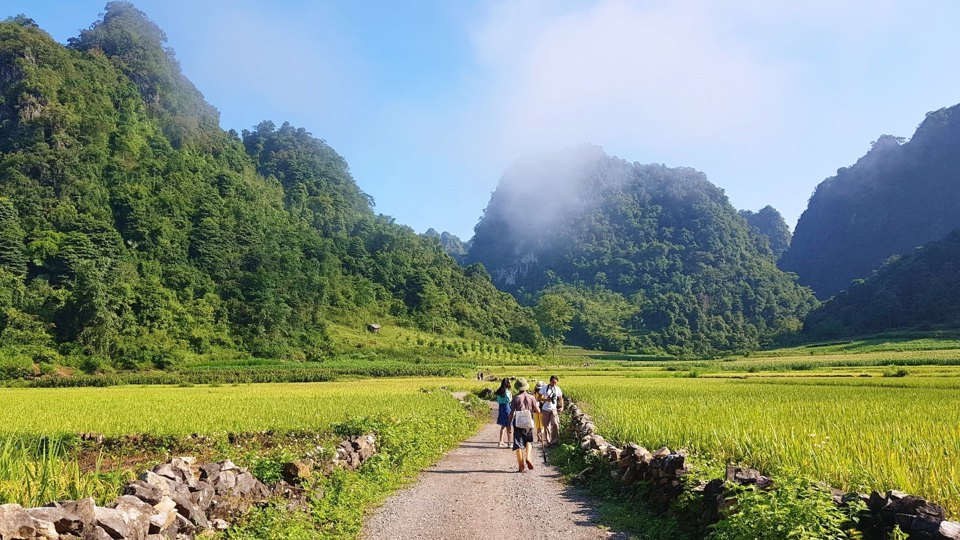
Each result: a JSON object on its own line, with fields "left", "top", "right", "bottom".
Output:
{"left": 464, "top": 0, "right": 793, "bottom": 159}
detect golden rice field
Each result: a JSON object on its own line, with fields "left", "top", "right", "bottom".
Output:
{"left": 0, "top": 378, "right": 482, "bottom": 507}
{"left": 0, "top": 379, "right": 473, "bottom": 436}
{"left": 564, "top": 374, "right": 960, "bottom": 517}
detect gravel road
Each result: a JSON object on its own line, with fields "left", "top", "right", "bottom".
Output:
{"left": 362, "top": 398, "right": 631, "bottom": 540}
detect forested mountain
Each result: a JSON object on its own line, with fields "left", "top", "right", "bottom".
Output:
{"left": 0, "top": 4, "right": 541, "bottom": 372}
{"left": 803, "top": 231, "right": 960, "bottom": 338}
{"left": 739, "top": 206, "right": 791, "bottom": 259}
{"left": 466, "top": 145, "right": 818, "bottom": 356}
{"left": 781, "top": 104, "right": 960, "bottom": 299}
{"left": 423, "top": 229, "right": 469, "bottom": 264}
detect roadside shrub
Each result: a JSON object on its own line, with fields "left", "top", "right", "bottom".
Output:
{"left": 708, "top": 476, "right": 863, "bottom": 540}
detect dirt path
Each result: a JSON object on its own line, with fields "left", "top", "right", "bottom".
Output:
{"left": 362, "top": 397, "right": 630, "bottom": 540}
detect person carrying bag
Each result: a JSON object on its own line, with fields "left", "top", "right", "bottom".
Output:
{"left": 508, "top": 378, "right": 540, "bottom": 472}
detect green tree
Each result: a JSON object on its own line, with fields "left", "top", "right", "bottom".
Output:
{"left": 534, "top": 294, "right": 574, "bottom": 351}
{"left": 0, "top": 198, "right": 27, "bottom": 276}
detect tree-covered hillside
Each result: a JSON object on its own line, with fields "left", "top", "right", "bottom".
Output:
{"left": 0, "top": 5, "right": 541, "bottom": 375}
{"left": 802, "top": 230, "right": 960, "bottom": 339}
{"left": 739, "top": 206, "right": 791, "bottom": 260}
{"left": 781, "top": 104, "right": 960, "bottom": 299}
{"left": 467, "top": 145, "right": 818, "bottom": 356}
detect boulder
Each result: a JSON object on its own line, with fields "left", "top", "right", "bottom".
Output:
{"left": 24, "top": 506, "right": 84, "bottom": 537}
{"left": 725, "top": 465, "right": 773, "bottom": 489}
{"left": 109, "top": 496, "right": 152, "bottom": 540}
{"left": 940, "top": 521, "right": 960, "bottom": 540}
{"left": 188, "top": 482, "right": 215, "bottom": 512}
{"left": 282, "top": 459, "right": 313, "bottom": 484}
{"left": 124, "top": 480, "right": 167, "bottom": 505}
{"left": 0, "top": 504, "right": 58, "bottom": 540}
{"left": 94, "top": 507, "right": 131, "bottom": 540}
{"left": 59, "top": 498, "right": 97, "bottom": 533}
{"left": 148, "top": 497, "right": 178, "bottom": 535}
{"left": 198, "top": 463, "right": 221, "bottom": 483}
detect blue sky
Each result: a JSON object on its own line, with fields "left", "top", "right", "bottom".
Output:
{"left": 7, "top": 1, "right": 960, "bottom": 239}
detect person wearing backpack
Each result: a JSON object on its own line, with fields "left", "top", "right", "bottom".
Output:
{"left": 508, "top": 378, "right": 540, "bottom": 472}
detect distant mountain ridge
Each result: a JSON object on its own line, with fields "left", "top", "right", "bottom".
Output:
{"left": 467, "top": 145, "right": 817, "bottom": 355}
{"left": 781, "top": 103, "right": 960, "bottom": 299}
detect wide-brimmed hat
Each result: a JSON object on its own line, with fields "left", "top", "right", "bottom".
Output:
{"left": 514, "top": 377, "right": 530, "bottom": 391}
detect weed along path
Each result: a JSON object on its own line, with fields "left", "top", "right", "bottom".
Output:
{"left": 362, "top": 398, "right": 629, "bottom": 540}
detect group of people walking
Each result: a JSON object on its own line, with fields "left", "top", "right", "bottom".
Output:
{"left": 493, "top": 375, "right": 564, "bottom": 472}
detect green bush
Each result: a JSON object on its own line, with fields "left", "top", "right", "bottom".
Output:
{"left": 708, "top": 477, "right": 863, "bottom": 540}
{"left": 0, "top": 352, "right": 33, "bottom": 379}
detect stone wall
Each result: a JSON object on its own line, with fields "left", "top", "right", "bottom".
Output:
{"left": 566, "top": 401, "right": 960, "bottom": 540}
{"left": 0, "top": 433, "right": 378, "bottom": 540}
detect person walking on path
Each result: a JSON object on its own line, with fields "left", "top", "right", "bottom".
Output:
{"left": 508, "top": 378, "right": 540, "bottom": 472}
{"left": 533, "top": 380, "right": 546, "bottom": 443}
{"left": 494, "top": 378, "right": 512, "bottom": 447}
{"left": 542, "top": 375, "right": 564, "bottom": 446}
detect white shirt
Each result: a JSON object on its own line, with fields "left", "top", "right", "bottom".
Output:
{"left": 541, "top": 385, "right": 562, "bottom": 412}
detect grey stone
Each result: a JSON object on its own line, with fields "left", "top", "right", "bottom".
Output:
{"left": 149, "top": 497, "right": 177, "bottom": 535}
{"left": 124, "top": 480, "right": 166, "bottom": 505}
{"left": 198, "top": 463, "right": 220, "bottom": 483}
{"left": 110, "top": 496, "right": 151, "bottom": 540}
{"left": 168, "top": 490, "right": 208, "bottom": 530}
{"left": 94, "top": 507, "right": 130, "bottom": 540}
{"left": 24, "top": 506, "right": 84, "bottom": 536}
{"left": 188, "top": 482, "right": 215, "bottom": 512}
{"left": 0, "top": 504, "right": 58, "bottom": 540}
{"left": 940, "top": 520, "right": 960, "bottom": 540}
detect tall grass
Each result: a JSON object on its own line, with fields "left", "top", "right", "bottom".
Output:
{"left": 0, "top": 437, "right": 123, "bottom": 506}
{"left": 567, "top": 376, "right": 960, "bottom": 518}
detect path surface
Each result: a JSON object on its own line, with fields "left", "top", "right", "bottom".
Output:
{"left": 362, "top": 397, "right": 630, "bottom": 540}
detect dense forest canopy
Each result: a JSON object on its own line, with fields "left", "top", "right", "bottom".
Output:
{"left": 803, "top": 230, "right": 960, "bottom": 339}
{"left": 467, "top": 145, "right": 818, "bottom": 356}
{"left": 0, "top": 4, "right": 542, "bottom": 375}
{"left": 739, "top": 206, "right": 791, "bottom": 260}
{"left": 781, "top": 104, "right": 960, "bottom": 299}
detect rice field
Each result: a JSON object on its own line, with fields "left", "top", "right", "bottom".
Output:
{"left": 0, "top": 378, "right": 482, "bottom": 507}
{"left": 564, "top": 375, "right": 960, "bottom": 517}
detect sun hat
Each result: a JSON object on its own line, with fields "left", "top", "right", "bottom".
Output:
{"left": 514, "top": 377, "right": 530, "bottom": 392}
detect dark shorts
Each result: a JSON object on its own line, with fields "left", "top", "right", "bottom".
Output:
{"left": 512, "top": 427, "right": 534, "bottom": 450}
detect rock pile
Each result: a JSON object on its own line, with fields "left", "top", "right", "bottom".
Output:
{"left": 570, "top": 404, "right": 693, "bottom": 506}
{"left": 332, "top": 434, "right": 377, "bottom": 472}
{"left": 0, "top": 457, "right": 268, "bottom": 540}
{"left": 0, "top": 432, "right": 379, "bottom": 540}
{"left": 566, "top": 401, "right": 960, "bottom": 540}
{"left": 857, "top": 490, "right": 960, "bottom": 540}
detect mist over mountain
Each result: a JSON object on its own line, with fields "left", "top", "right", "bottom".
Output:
{"left": 0, "top": 5, "right": 541, "bottom": 370}
{"left": 739, "top": 206, "right": 791, "bottom": 260}
{"left": 467, "top": 145, "right": 817, "bottom": 356}
{"left": 781, "top": 104, "right": 960, "bottom": 299}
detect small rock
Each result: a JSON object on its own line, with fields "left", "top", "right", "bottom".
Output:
{"left": 940, "top": 520, "right": 960, "bottom": 540}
